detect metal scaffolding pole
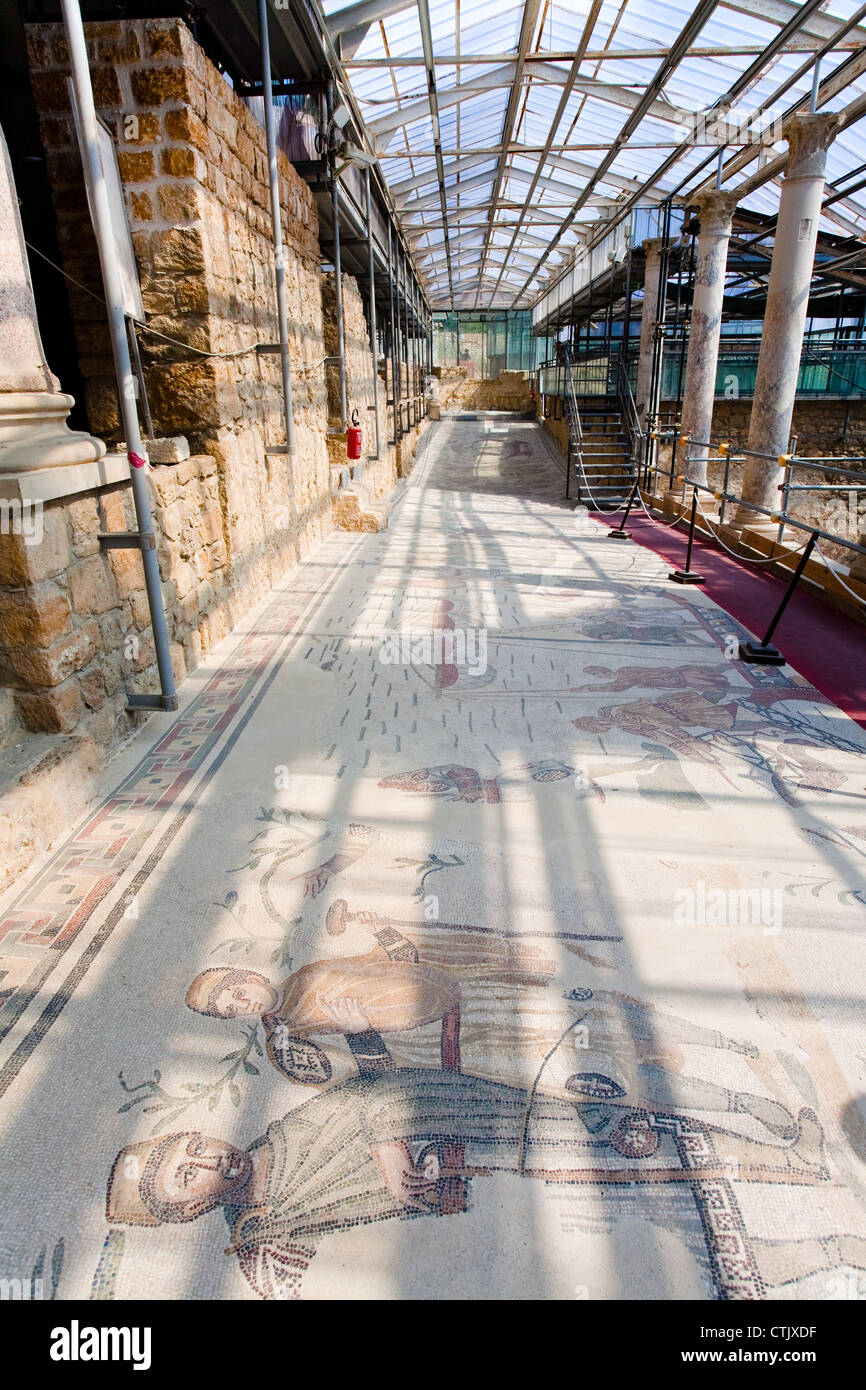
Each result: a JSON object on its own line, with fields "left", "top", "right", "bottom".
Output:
{"left": 387, "top": 221, "right": 401, "bottom": 441}
{"left": 364, "top": 167, "right": 382, "bottom": 460}
{"left": 258, "top": 0, "right": 295, "bottom": 455}
{"left": 400, "top": 250, "right": 410, "bottom": 434}
{"left": 411, "top": 278, "right": 419, "bottom": 426}
{"left": 327, "top": 84, "right": 348, "bottom": 432}
{"left": 61, "top": 0, "right": 177, "bottom": 713}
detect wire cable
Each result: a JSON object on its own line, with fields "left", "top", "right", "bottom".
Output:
{"left": 814, "top": 543, "right": 866, "bottom": 606}
{"left": 24, "top": 237, "right": 311, "bottom": 365}
{"left": 692, "top": 491, "right": 813, "bottom": 565}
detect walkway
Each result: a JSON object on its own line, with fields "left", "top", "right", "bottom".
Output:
{"left": 0, "top": 414, "right": 865, "bottom": 1301}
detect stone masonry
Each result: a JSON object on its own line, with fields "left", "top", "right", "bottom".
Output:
{"left": 0, "top": 16, "right": 427, "bottom": 888}
{"left": 323, "top": 268, "right": 423, "bottom": 531}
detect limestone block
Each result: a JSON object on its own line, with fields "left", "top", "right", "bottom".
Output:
{"left": 0, "top": 731, "right": 99, "bottom": 888}
{"left": 143, "top": 18, "right": 185, "bottom": 59}
{"left": 130, "top": 66, "right": 189, "bottom": 106}
{"left": 69, "top": 553, "right": 117, "bottom": 615}
{"left": 14, "top": 680, "right": 84, "bottom": 734}
{"left": 6, "top": 617, "right": 101, "bottom": 688}
{"left": 79, "top": 665, "right": 106, "bottom": 710}
{"left": 0, "top": 584, "right": 71, "bottom": 647}
{"left": 147, "top": 435, "right": 191, "bottom": 464}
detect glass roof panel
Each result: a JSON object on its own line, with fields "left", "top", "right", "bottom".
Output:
{"left": 326, "top": 0, "right": 866, "bottom": 306}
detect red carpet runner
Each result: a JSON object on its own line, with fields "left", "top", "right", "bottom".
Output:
{"left": 595, "top": 512, "right": 866, "bottom": 730}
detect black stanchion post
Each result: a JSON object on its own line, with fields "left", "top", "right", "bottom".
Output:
{"left": 609, "top": 480, "right": 639, "bottom": 539}
{"left": 669, "top": 488, "right": 706, "bottom": 584}
{"left": 739, "top": 533, "right": 817, "bottom": 665}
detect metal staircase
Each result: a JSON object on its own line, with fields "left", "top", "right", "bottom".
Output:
{"left": 562, "top": 351, "right": 642, "bottom": 511}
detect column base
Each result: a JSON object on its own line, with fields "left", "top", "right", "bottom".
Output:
{"left": 0, "top": 391, "right": 105, "bottom": 474}
{"left": 739, "top": 641, "right": 786, "bottom": 667}
{"left": 669, "top": 569, "right": 706, "bottom": 585}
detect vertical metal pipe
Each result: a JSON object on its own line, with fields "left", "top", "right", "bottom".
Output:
{"left": 412, "top": 280, "right": 420, "bottom": 425}
{"left": 258, "top": 0, "right": 295, "bottom": 453}
{"left": 401, "top": 251, "right": 410, "bottom": 433}
{"left": 364, "top": 167, "right": 381, "bottom": 460}
{"left": 387, "top": 221, "right": 399, "bottom": 443}
{"left": 327, "top": 85, "right": 347, "bottom": 432}
{"left": 61, "top": 0, "right": 176, "bottom": 709}
{"left": 409, "top": 275, "right": 416, "bottom": 428}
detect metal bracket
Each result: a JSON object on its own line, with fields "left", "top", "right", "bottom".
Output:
{"left": 98, "top": 531, "right": 156, "bottom": 551}
{"left": 126, "top": 692, "right": 179, "bottom": 712}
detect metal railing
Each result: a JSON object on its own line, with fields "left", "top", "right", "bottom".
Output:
{"left": 561, "top": 350, "right": 584, "bottom": 503}
{"left": 660, "top": 430, "right": 866, "bottom": 564}
{"left": 613, "top": 353, "right": 644, "bottom": 473}
{"left": 540, "top": 339, "right": 866, "bottom": 402}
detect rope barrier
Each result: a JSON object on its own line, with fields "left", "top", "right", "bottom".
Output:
{"left": 632, "top": 484, "right": 686, "bottom": 530}
{"left": 692, "top": 492, "right": 813, "bottom": 566}
{"left": 814, "top": 544, "right": 866, "bottom": 607}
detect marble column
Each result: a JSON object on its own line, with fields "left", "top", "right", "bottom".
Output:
{"left": 731, "top": 112, "right": 841, "bottom": 533}
{"left": 679, "top": 189, "right": 739, "bottom": 487}
{"left": 634, "top": 237, "right": 667, "bottom": 431}
{"left": 0, "top": 122, "right": 104, "bottom": 474}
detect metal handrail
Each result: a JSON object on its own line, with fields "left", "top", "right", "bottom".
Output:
{"left": 614, "top": 352, "right": 643, "bottom": 471}
{"left": 562, "top": 349, "right": 584, "bottom": 502}
{"left": 681, "top": 475, "right": 866, "bottom": 563}
{"left": 661, "top": 425, "right": 866, "bottom": 553}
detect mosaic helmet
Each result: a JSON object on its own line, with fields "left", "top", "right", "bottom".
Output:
{"left": 185, "top": 967, "right": 269, "bottom": 1017}
{"left": 106, "top": 1135, "right": 185, "bottom": 1226}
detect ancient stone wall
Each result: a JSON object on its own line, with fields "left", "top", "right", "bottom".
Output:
{"left": 322, "top": 269, "right": 424, "bottom": 529}
{"left": 0, "top": 455, "right": 227, "bottom": 745}
{"left": 26, "top": 16, "right": 332, "bottom": 600}
{"left": 706, "top": 398, "right": 866, "bottom": 554}
{"left": 435, "top": 368, "right": 534, "bottom": 412}
{"left": 0, "top": 14, "right": 429, "bottom": 888}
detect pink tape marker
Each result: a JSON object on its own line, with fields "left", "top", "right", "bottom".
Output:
{"left": 128, "top": 451, "right": 148, "bottom": 470}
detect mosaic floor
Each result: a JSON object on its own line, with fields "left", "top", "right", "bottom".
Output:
{"left": 1, "top": 414, "right": 865, "bottom": 1301}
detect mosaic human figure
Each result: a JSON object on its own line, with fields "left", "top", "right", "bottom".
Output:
{"left": 189, "top": 914, "right": 800, "bottom": 1145}
{"left": 186, "top": 925, "right": 551, "bottom": 1083}
{"left": 106, "top": 1068, "right": 828, "bottom": 1301}
{"left": 352, "top": 921, "right": 801, "bottom": 1145}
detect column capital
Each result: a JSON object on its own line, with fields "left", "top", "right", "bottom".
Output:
{"left": 690, "top": 188, "right": 740, "bottom": 235}
{"left": 782, "top": 111, "right": 842, "bottom": 178}
{"left": 641, "top": 236, "right": 669, "bottom": 260}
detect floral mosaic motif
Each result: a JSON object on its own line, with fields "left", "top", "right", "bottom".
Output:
{"left": 118, "top": 1024, "right": 264, "bottom": 1132}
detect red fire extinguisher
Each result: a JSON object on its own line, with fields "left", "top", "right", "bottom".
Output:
{"left": 347, "top": 407, "right": 363, "bottom": 460}
{"left": 529, "top": 384, "right": 536, "bottom": 402}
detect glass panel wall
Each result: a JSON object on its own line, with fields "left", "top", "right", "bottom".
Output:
{"left": 433, "top": 311, "right": 551, "bottom": 374}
